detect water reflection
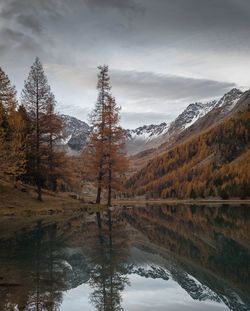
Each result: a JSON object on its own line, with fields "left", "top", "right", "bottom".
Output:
{"left": 87, "top": 210, "right": 129, "bottom": 310}
{"left": 0, "top": 204, "right": 249, "bottom": 311}
{"left": 0, "top": 221, "right": 65, "bottom": 310}
{"left": 119, "top": 204, "right": 250, "bottom": 311}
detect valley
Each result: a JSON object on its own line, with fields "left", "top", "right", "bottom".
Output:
{"left": 60, "top": 88, "right": 249, "bottom": 200}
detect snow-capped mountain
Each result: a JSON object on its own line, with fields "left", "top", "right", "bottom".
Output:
{"left": 169, "top": 88, "right": 243, "bottom": 136}
{"left": 60, "top": 88, "right": 244, "bottom": 155}
{"left": 127, "top": 122, "right": 169, "bottom": 139}
{"left": 176, "top": 88, "right": 245, "bottom": 144}
{"left": 126, "top": 88, "right": 244, "bottom": 155}
{"left": 125, "top": 122, "right": 170, "bottom": 155}
{"left": 215, "top": 88, "right": 243, "bottom": 112}
{"left": 167, "top": 100, "right": 218, "bottom": 136}
{"left": 61, "top": 114, "right": 90, "bottom": 152}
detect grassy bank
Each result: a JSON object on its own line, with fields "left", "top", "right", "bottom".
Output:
{"left": 1, "top": 179, "right": 249, "bottom": 218}
{"left": 0, "top": 180, "right": 104, "bottom": 216}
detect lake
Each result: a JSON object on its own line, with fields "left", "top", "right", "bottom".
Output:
{"left": 0, "top": 204, "right": 249, "bottom": 311}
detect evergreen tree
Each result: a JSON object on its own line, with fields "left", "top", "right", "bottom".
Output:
{"left": 0, "top": 102, "right": 8, "bottom": 176}
{"left": 0, "top": 66, "right": 17, "bottom": 111}
{"left": 87, "top": 66, "right": 128, "bottom": 205}
{"left": 104, "top": 96, "right": 128, "bottom": 206}
{"left": 6, "top": 108, "right": 27, "bottom": 179}
{"left": 89, "top": 65, "right": 111, "bottom": 204}
{"left": 0, "top": 67, "right": 26, "bottom": 180}
{"left": 43, "top": 94, "right": 64, "bottom": 191}
{"left": 21, "top": 57, "right": 53, "bottom": 200}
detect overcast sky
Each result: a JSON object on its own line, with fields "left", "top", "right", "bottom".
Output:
{"left": 1, "top": 0, "right": 250, "bottom": 128}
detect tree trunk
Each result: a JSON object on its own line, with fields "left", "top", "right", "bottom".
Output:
{"left": 107, "top": 104, "right": 112, "bottom": 207}
{"left": 95, "top": 72, "right": 106, "bottom": 204}
{"left": 96, "top": 180, "right": 102, "bottom": 204}
{"left": 96, "top": 211, "right": 102, "bottom": 229}
{"left": 107, "top": 162, "right": 112, "bottom": 207}
{"left": 36, "top": 76, "right": 42, "bottom": 201}
{"left": 49, "top": 133, "right": 54, "bottom": 191}
{"left": 37, "top": 183, "right": 42, "bottom": 201}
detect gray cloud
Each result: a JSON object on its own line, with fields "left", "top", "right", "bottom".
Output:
{"left": 84, "top": 0, "right": 140, "bottom": 12}
{"left": 110, "top": 70, "right": 236, "bottom": 128}
{"left": 0, "top": 0, "right": 63, "bottom": 19}
{"left": 0, "top": 27, "right": 41, "bottom": 52}
{"left": 0, "top": 0, "right": 249, "bottom": 128}
{"left": 17, "top": 14, "right": 43, "bottom": 33}
{"left": 112, "top": 70, "right": 235, "bottom": 102}
{"left": 0, "top": 27, "right": 25, "bottom": 41}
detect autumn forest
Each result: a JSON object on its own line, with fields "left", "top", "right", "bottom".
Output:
{"left": 0, "top": 58, "right": 250, "bottom": 205}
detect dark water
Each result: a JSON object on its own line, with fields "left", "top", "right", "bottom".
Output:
{"left": 0, "top": 204, "right": 250, "bottom": 311}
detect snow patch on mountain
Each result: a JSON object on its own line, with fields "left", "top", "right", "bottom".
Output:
{"left": 126, "top": 88, "right": 244, "bottom": 155}
{"left": 61, "top": 114, "right": 90, "bottom": 151}
{"left": 126, "top": 122, "right": 169, "bottom": 141}
{"left": 181, "top": 100, "right": 218, "bottom": 130}
{"left": 214, "top": 88, "right": 243, "bottom": 113}
{"left": 60, "top": 88, "right": 244, "bottom": 156}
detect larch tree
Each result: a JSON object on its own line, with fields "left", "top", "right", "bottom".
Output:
{"left": 89, "top": 65, "right": 111, "bottom": 204}
{"left": 5, "top": 108, "right": 27, "bottom": 179}
{"left": 104, "top": 96, "right": 128, "bottom": 206}
{"left": 0, "top": 102, "right": 8, "bottom": 176}
{"left": 0, "top": 67, "right": 16, "bottom": 176}
{"left": 21, "top": 57, "right": 53, "bottom": 200}
{"left": 0, "top": 66, "right": 17, "bottom": 111}
{"left": 0, "top": 67, "right": 26, "bottom": 180}
{"left": 87, "top": 66, "right": 128, "bottom": 206}
{"left": 43, "top": 93, "right": 64, "bottom": 191}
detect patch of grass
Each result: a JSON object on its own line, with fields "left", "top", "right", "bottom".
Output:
{"left": 0, "top": 179, "right": 105, "bottom": 216}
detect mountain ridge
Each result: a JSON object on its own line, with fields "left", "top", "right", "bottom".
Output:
{"left": 60, "top": 88, "right": 244, "bottom": 157}
{"left": 125, "top": 90, "right": 250, "bottom": 199}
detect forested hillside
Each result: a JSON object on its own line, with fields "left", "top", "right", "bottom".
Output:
{"left": 126, "top": 98, "right": 250, "bottom": 199}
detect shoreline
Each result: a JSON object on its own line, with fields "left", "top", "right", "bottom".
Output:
{"left": 1, "top": 179, "right": 249, "bottom": 216}
{"left": 113, "top": 198, "right": 250, "bottom": 205}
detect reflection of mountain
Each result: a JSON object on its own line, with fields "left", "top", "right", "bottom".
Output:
{"left": 126, "top": 249, "right": 221, "bottom": 302}
{"left": 129, "top": 264, "right": 169, "bottom": 281}
{"left": 0, "top": 205, "right": 250, "bottom": 311}
{"left": 128, "top": 250, "right": 248, "bottom": 310}
{"left": 119, "top": 205, "right": 250, "bottom": 311}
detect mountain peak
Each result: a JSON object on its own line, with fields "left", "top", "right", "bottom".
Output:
{"left": 215, "top": 88, "right": 243, "bottom": 111}
{"left": 60, "top": 88, "right": 245, "bottom": 156}
{"left": 227, "top": 87, "right": 242, "bottom": 95}
{"left": 126, "top": 122, "right": 169, "bottom": 141}
{"left": 61, "top": 114, "right": 90, "bottom": 151}
{"left": 168, "top": 100, "right": 218, "bottom": 135}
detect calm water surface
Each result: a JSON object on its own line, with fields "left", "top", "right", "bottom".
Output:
{"left": 0, "top": 204, "right": 249, "bottom": 311}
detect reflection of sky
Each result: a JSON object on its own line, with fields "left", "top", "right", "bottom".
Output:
{"left": 61, "top": 274, "right": 229, "bottom": 311}
{"left": 61, "top": 283, "right": 95, "bottom": 311}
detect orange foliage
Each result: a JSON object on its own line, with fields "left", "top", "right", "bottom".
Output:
{"left": 126, "top": 110, "right": 250, "bottom": 199}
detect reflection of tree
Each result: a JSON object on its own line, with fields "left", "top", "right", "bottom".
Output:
{"left": 88, "top": 210, "right": 130, "bottom": 311}
{"left": 43, "top": 224, "right": 64, "bottom": 311}
{"left": 0, "top": 221, "right": 65, "bottom": 311}
{"left": 25, "top": 221, "right": 64, "bottom": 311}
